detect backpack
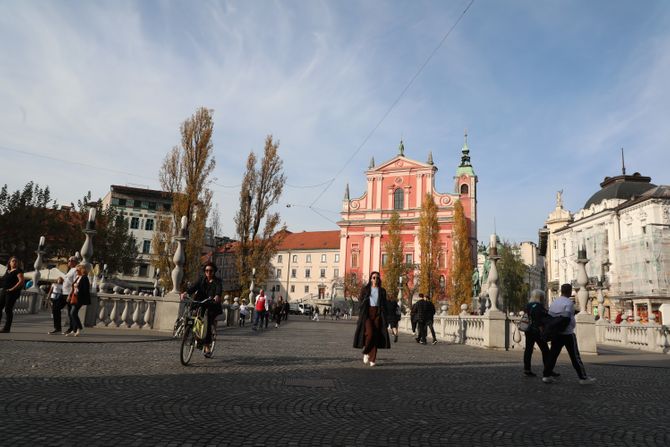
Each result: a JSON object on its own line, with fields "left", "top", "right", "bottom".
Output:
{"left": 539, "top": 315, "right": 571, "bottom": 342}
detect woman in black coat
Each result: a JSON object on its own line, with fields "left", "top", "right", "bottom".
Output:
{"left": 66, "top": 264, "right": 91, "bottom": 336}
{"left": 353, "top": 271, "right": 391, "bottom": 367}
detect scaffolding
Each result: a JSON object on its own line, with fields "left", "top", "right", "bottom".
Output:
{"left": 613, "top": 226, "right": 670, "bottom": 297}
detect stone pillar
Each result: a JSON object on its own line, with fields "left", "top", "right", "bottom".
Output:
{"left": 155, "top": 216, "right": 187, "bottom": 332}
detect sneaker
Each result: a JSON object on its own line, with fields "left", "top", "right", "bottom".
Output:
{"left": 74, "top": 330, "right": 81, "bottom": 337}
{"left": 542, "top": 376, "right": 554, "bottom": 384}
{"left": 432, "top": 340, "right": 438, "bottom": 345}
{"left": 551, "top": 372, "right": 561, "bottom": 378}
{"left": 394, "top": 334, "right": 398, "bottom": 343}
{"left": 420, "top": 340, "right": 427, "bottom": 345}
{"left": 48, "top": 330, "right": 60, "bottom": 335}
{"left": 363, "top": 354, "right": 369, "bottom": 364}
{"left": 415, "top": 338, "right": 420, "bottom": 343}
{"left": 0, "top": 328, "right": 9, "bottom": 333}
{"left": 579, "top": 377, "right": 596, "bottom": 385}
{"left": 369, "top": 362, "right": 376, "bottom": 367}
{"left": 65, "top": 331, "right": 73, "bottom": 337}
{"left": 523, "top": 370, "right": 537, "bottom": 377}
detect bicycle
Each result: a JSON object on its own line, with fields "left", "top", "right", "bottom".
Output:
{"left": 172, "top": 302, "right": 190, "bottom": 338}
{"left": 180, "top": 296, "right": 217, "bottom": 366}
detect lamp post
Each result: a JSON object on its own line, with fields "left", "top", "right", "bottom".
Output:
{"left": 30, "top": 236, "right": 46, "bottom": 293}
{"left": 249, "top": 267, "right": 255, "bottom": 305}
{"left": 81, "top": 207, "right": 97, "bottom": 276}
{"left": 170, "top": 216, "right": 188, "bottom": 295}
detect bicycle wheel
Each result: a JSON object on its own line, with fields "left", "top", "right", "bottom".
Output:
{"left": 180, "top": 326, "right": 196, "bottom": 366}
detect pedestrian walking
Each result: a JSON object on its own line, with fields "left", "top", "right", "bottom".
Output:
{"left": 47, "top": 277, "right": 66, "bottom": 334}
{"left": 385, "top": 298, "right": 400, "bottom": 343}
{"left": 239, "top": 300, "right": 249, "bottom": 327}
{"left": 523, "top": 289, "right": 551, "bottom": 377}
{"left": 61, "top": 256, "right": 78, "bottom": 335}
{"left": 252, "top": 290, "right": 266, "bottom": 330}
{"left": 264, "top": 294, "right": 273, "bottom": 328}
{"left": 410, "top": 299, "right": 419, "bottom": 335}
{"left": 425, "top": 296, "right": 438, "bottom": 344}
{"left": 282, "top": 297, "right": 289, "bottom": 321}
{"left": 414, "top": 294, "right": 433, "bottom": 345}
{"left": 66, "top": 264, "right": 91, "bottom": 337}
{"left": 274, "top": 296, "right": 284, "bottom": 328}
{"left": 0, "top": 256, "right": 25, "bottom": 333}
{"left": 353, "top": 271, "right": 391, "bottom": 367}
{"left": 542, "top": 283, "right": 596, "bottom": 385}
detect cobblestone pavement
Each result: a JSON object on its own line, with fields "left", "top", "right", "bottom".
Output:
{"left": 1, "top": 317, "right": 669, "bottom": 446}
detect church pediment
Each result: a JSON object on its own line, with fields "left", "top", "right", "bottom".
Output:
{"left": 368, "top": 155, "right": 435, "bottom": 174}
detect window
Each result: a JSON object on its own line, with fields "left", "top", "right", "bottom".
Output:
{"left": 381, "top": 254, "right": 388, "bottom": 266}
{"left": 278, "top": 255, "right": 283, "bottom": 263}
{"left": 320, "top": 269, "right": 326, "bottom": 278}
{"left": 393, "top": 188, "right": 404, "bottom": 210}
{"left": 142, "top": 240, "right": 151, "bottom": 254}
{"left": 460, "top": 184, "right": 469, "bottom": 195}
{"left": 304, "top": 285, "right": 309, "bottom": 293}
{"left": 115, "top": 216, "right": 125, "bottom": 228}
{"left": 130, "top": 217, "right": 140, "bottom": 229}
{"left": 335, "top": 254, "right": 340, "bottom": 262}
{"left": 118, "top": 198, "right": 127, "bottom": 207}
{"left": 405, "top": 253, "right": 413, "bottom": 264}
{"left": 148, "top": 202, "right": 156, "bottom": 210}
{"left": 138, "top": 264, "right": 149, "bottom": 277}
{"left": 290, "top": 285, "right": 295, "bottom": 293}
{"left": 141, "top": 201, "right": 149, "bottom": 209}
{"left": 306, "top": 254, "right": 312, "bottom": 263}
{"left": 276, "top": 269, "right": 282, "bottom": 279}
{"left": 334, "top": 268, "right": 339, "bottom": 278}
{"left": 292, "top": 255, "right": 298, "bottom": 263}
{"left": 321, "top": 254, "right": 327, "bottom": 263}
{"left": 145, "top": 219, "right": 154, "bottom": 231}
{"left": 351, "top": 253, "right": 359, "bottom": 268}
{"left": 305, "top": 269, "right": 311, "bottom": 278}
{"left": 163, "top": 203, "right": 171, "bottom": 212}
{"left": 291, "top": 269, "right": 297, "bottom": 278}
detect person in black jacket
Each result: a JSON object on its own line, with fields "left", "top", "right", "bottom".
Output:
{"left": 353, "top": 271, "right": 391, "bottom": 367}
{"left": 0, "top": 256, "right": 25, "bottom": 333}
{"left": 66, "top": 264, "right": 91, "bottom": 336}
{"left": 182, "top": 262, "right": 223, "bottom": 358}
{"left": 523, "top": 289, "right": 551, "bottom": 377}
{"left": 415, "top": 294, "right": 433, "bottom": 345}
{"left": 385, "top": 298, "right": 400, "bottom": 343}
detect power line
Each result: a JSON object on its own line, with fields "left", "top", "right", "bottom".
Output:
{"left": 308, "top": 0, "right": 475, "bottom": 210}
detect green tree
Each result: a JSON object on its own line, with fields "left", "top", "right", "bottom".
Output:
{"left": 155, "top": 107, "right": 216, "bottom": 289}
{"left": 448, "top": 200, "right": 472, "bottom": 314}
{"left": 417, "top": 193, "right": 441, "bottom": 300}
{"left": 498, "top": 241, "right": 529, "bottom": 313}
{"left": 383, "top": 211, "right": 404, "bottom": 302}
{"left": 234, "top": 135, "right": 286, "bottom": 302}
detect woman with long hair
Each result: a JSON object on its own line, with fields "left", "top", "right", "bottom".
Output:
{"left": 353, "top": 271, "right": 391, "bottom": 367}
{"left": 1, "top": 256, "right": 25, "bottom": 333}
{"left": 66, "top": 264, "right": 91, "bottom": 336}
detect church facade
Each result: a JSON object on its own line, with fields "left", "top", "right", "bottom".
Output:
{"left": 337, "top": 137, "right": 478, "bottom": 299}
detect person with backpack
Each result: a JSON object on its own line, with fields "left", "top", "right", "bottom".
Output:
{"left": 542, "top": 283, "right": 596, "bottom": 385}
{"left": 523, "top": 290, "right": 551, "bottom": 377}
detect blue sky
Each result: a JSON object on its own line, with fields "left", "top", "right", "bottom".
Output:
{"left": 1, "top": 0, "right": 669, "bottom": 244}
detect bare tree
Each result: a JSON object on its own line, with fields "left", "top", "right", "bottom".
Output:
{"left": 234, "top": 135, "right": 286, "bottom": 302}
{"left": 154, "top": 107, "right": 216, "bottom": 290}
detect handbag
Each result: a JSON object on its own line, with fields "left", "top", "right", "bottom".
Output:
{"left": 68, "top": 290, "right": 78, "bottom": 305}
{"left": 517, "top": 314, "right": 530, "bottom": 332}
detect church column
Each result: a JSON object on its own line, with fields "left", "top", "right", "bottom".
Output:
{"left": 404, "top": 186, "right": 411, "bottom": 210}
{"left": 376, "top": 175, "right": 383, "bottom": 210}
{"left": 363, "top": 233, "right": 372, "bottom": 280}
{"left": 416, "top": 174, "right": 423, "bottom": 207}
{"left": 388, "top": 187, "right": 394, "bottom": 209}
{"left": 366, "top": 177, "right": 373, "bottom": 209}
{"left": 372, "top": 234, "right": 381, "bottom": 272}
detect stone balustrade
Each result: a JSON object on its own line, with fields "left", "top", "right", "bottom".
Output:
{"left": 14, "top": 290, "right": 42, "bottom": 315}
{"left": 596, "top": 319, "right": 670, "bottom": 354}
{"left": 95, "top": 292, "right": 156, "bottom": 329}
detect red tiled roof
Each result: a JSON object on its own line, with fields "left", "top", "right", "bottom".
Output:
{"left": 276, "top": 230, "right": 340, "bottom": 250}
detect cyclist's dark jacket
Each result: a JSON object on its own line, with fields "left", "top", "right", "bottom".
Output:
{"left": 187, "top": 277, "right": 223, "bottom": 315}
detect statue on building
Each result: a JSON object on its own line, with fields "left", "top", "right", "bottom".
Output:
{"left": 556, "top": 189, "right": 564, "bottom": 208}
{"left": 472, "top": 268, "right": 480, "bottom": 297}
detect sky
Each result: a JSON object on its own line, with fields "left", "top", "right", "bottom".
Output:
{"left": 1, "top": 0, "right": 670, "bottom": 244}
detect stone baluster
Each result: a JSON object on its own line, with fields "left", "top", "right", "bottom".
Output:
{"left": 249, "top": 267, "right": 256, "bottom": 305}
{"left": 97, "top": 297, "right": 108, "bottom": 327}
{"left": 109, "top": 299, "right": 119, "bottom": 327}
{"left": 575, "top": 244, "right": 589, "bottom": 314}
{"left": 81, "top": 207, "right": 97, "bottom": 277}
{"left": 487, "top": 234, "right": 501, "bottom": 313}
{"left": 596, "top": 285, "right": 605, "bottom": 321}
{"left": 153, "top": 268, "right": 160, "bottom": 297}
{"left": 131, "top": 299, "right": 142, "bottom": 328}
{"left": 30, "top": 236, "right": 46, "bottom": 294}
{"left": 144, "top": 301, "right": 153, "bottom": 329}
{"left": 121, "top": 299, "right": 131, "bottom": 328}
{"left": 170, "top": 216, "right": 188, "bottom": 294}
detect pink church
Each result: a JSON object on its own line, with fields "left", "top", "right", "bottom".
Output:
{"left": 337, "top": 137, "right": 478, "bottom": 299}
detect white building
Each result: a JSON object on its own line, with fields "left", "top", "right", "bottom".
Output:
{"left": 101, "top": 185, "right": 172, "bottom": 290}
{"left": 540, "top": 170, "right": 670, "bottom": 321}
{"left": 265, "top": 230, "right": 342, "bottom": 307}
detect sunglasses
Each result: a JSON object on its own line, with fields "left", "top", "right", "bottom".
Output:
{"left": 205, "top": 269, "right": 214, "bottom": 272}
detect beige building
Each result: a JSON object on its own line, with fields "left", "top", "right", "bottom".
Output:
{"left": 101, "top": 185, "right": 172, "bottom": 291}
{"left": 540, "top": 170, "right": 670, "bottom": 321}
{"left": 265, "top": 230, "right": 342, "bottom": 307}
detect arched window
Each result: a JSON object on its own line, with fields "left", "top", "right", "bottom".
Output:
{"left": 460, "top": 184, "right": 469, "bottom": 195}
{"left": 393, "top": 188, "right": 404, "bottom": 210}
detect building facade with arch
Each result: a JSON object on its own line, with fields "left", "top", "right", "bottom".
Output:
{"left": 337, "top": 138, "right": 478, "bottom": 298}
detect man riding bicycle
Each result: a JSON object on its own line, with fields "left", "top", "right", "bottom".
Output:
{"left": 180, "top": 262, "right": 223, "bottom": 358}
